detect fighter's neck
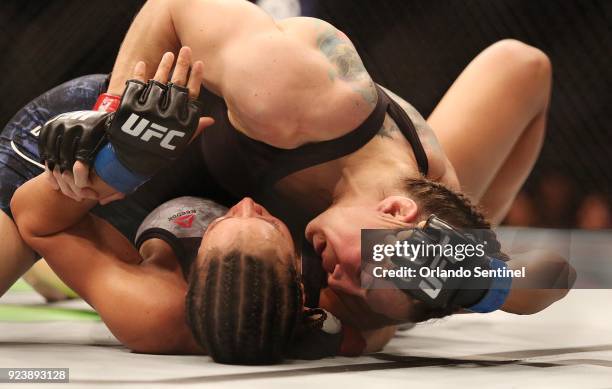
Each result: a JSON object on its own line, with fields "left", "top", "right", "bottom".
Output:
{"left": 274, "top": 138, "right": 415, "bottom": 216}
{"left": 332, "top": 148, "right": 411, "bottom": 203}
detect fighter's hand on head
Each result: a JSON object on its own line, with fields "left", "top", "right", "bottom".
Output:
{"left": 40, "top": 47, "right": 213, "bottom": 203}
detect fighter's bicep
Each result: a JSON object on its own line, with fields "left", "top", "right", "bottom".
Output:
{"left": 91, "top": 268, "right": 193, "bottom": 354}
{"left": 30, "top": 216, "right": 142, "bottom": 302}
{"left": 170, "top": 0, "right": 279, "bottom": 82}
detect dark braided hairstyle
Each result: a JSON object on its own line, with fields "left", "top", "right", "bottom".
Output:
{"left": 403, "top": 177, "right": 510, "bottom": 321}
{"left": 185, "top": 249, "right": 302, "bottom": 364}
{"left": 404, "top": 177, "right": 508, "bottom": 261}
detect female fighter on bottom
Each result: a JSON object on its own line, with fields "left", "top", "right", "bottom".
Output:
{"left": 13, "top": 190, "right": 384, "bottom": 362}
{"left": 10, "top": 61, "right": 394, "bottom": 364}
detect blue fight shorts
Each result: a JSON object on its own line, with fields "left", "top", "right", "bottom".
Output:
{"left": 1, "top": 75, "right": 151, "bottom": 242}
{"left": 1, "top": 74, "right": 235, "bottom": 243}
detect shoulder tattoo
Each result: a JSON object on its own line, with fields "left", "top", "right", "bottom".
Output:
{"left": 377, "top": 116, "right": 400, "bottom": 139}
{"left": 315, "top": 22, "right": 377, "bottom": 107}
{"left": 382, "top": 87, "right": 444, "bottom": 155}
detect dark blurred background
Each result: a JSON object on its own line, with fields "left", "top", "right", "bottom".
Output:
{"left": 1, "top": 0, "right": 610, "bottom": 229}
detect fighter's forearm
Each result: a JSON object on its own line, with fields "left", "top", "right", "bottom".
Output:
{"left": 11, "top": 176, "right": 96, "bottom": 238}
{"left": 10, "top": 175, "right": 113, "bottom": 238}
{"left": 107, "top": 0, "right": 180, "bottom": 95}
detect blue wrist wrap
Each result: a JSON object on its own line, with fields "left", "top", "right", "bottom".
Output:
{"left": 93, "top": 143, "right": 149, "bottom": 194}
{"left": 466, "top": 258, "right": 513, "bottom": 313}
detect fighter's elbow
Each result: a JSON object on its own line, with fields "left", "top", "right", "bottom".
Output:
{"left": 545, "top": 255, "right": 577, "bottom": 292}
{"left": 146, "top": 0, "right": 188, "bottom": 21}
{"left": 526, "top": 256, "right": 576, "bottom": 312}
{"left": 502, "top": 252, "right": 576, "bottom": 315}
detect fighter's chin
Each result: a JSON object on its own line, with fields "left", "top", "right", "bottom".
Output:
{"left": 327, "top": 278, "right": 363, "bottom": 299}
{"left": 327, "top": 265, "right": 366, "bottom": 298}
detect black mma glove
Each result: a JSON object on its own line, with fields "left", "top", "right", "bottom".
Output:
{"left": 37, "top": 79, "right": 201, "bottom": 194}
{"left": 38, "top": 111, "right": 111, "bottom": 172}
{"left": 93, "top": 79, "right": 201, "bottom": 193}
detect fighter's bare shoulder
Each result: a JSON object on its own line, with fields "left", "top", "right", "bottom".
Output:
{"left": 171, "top": 0, "right": 378, "bottom": 148}
{"left": 220, "top": 16, "right": 378, "bottom": 148}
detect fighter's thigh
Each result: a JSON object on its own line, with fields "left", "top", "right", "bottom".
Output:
{"left": 0, "top": 128, "right": 42, "bottom": 295}
{"left": 427, "top": 39, "right": 551, "bottom": 201}
{"left": 0, "top": 75, "right": 110, "bottom": 295}
{"left": 0, "top": 209, "right": 37, "bottom": 296}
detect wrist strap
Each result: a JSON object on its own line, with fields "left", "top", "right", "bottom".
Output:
{"left": 93, "top": 93, "right": 121, "bottom": 112}
{"left": 466, "top": 258, "right": 513, "bottom": 313}
{"left": 93, "top": 143, "right": 149, "bottom": 194}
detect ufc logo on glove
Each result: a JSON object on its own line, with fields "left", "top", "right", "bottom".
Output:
{"left": 38, "top": 79, "right": 201, "bottom": 195}
{"left": 120, "top": 113, "right": 186, "bottom": 151}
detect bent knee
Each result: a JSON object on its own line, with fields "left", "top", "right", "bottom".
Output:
{"left": 488, "top": 39, "right": 552, "bottom": 73}
{"left": 486, "top": 39, "right": 552, "bottom": 97}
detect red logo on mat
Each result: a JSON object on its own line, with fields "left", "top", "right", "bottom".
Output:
{"left": 174, "top": 214, "right": 195, "bottom": 228}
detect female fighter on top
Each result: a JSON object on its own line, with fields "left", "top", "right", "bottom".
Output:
{"left": 12, "top": 51, "right": 569, "bottom": 365}
{"left": 4, "top": 0, "right": 574, "bottom": 356}
{"left": 44, "top": 0, "right": 573, "bottom": 321}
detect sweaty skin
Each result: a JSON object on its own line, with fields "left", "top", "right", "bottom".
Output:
{"left": 104, "top": 0, "right": 458, "bottom": 217}
{"left": 11, "top": 173, "right": 395, "bottom": 354}
{"left": 12, "top": 49, "right": 396, "bottom": 354}
{"left": 50, "top": 1, "right": 571, "bottom": 326}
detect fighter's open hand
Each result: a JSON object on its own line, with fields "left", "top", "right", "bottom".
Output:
{"left": 42, "top": 47, "right": 213, "bottom": 204}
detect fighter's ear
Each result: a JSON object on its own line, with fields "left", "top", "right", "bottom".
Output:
{"left": 377, "top": 195, "right": 419, "bottom": 223}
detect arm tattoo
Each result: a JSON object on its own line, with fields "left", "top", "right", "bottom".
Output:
{"left": 377, "top": 116, "right": 400, "bottom": 139}
{"left": 380, "top": 86, "right": 444, "bottom": 155}
{"left": 315, "top": 23, "right": 377, "bottom": 107}
{"left": 401, "top": 101, "right": 443, "bottom": 155}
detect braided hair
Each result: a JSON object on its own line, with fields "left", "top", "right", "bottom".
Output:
{"left": 404, "top": 177, "right": 509, "bottom": 261}
{"left": 186, "top": 249, "right": 302, "bottom": 364}
{"left": 403, "top": 177, "right": 510, "bottom": 320}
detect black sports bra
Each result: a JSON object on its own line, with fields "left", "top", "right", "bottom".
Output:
{"left": 198, "top": 85, "right": 429, "bottom": 198}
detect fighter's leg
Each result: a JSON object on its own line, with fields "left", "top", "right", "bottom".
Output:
{"left": 0, "top": 211, "right": 37, "bottom": 297}
{"left": 475, "top": 111, "right": 547, "bottom": 224}
{"left": 22, "top": 260, "right": 78, "bottom": 301}
{"left": 0, "top": 176, "right": 69, "bottom": 302}
{"left": 0, "top": 75, "right": 107, "bottom": 298}
{"left": 427, "top": 39, "right": 551, "bottom": 224}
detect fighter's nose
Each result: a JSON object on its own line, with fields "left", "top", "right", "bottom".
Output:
{"left": 233, "top": 197, "right": 258, "bottom": 217}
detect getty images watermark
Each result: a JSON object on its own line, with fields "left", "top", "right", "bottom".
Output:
{"left": 360, "top": 224, "right": 600, "bottom": 290}
{"left": 360, "top": 227, "right": 528, "bottom": 291}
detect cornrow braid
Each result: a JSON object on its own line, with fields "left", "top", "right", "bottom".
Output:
{"left": 186, "top": 249, "right": 302, "bottom": 365}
